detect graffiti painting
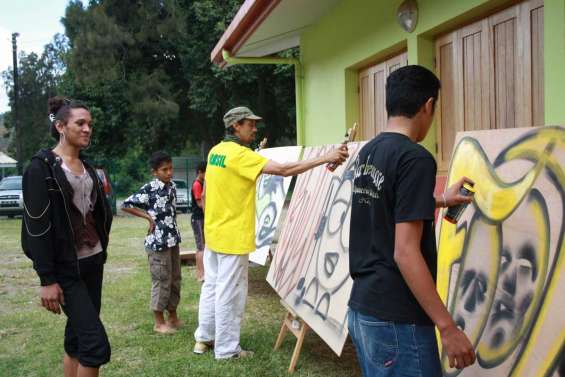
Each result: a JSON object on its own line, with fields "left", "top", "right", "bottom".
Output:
{"left": 250, "top": 146, "right": 302, "bottom": 265}
{"left": 437, "top": 126, "right": 565, "bottom": 376}
{"left": 267, "top": 141, "right": 366, "bottom": 355}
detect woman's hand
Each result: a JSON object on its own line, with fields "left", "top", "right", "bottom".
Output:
{"left": 40, "top": 283, "right": 65, "bottom": 314}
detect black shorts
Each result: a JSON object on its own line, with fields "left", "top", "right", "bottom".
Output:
{"left": 58, "top": 252, "right": 111, "bottom": 368}
{"left": 191, "top": 217, "right": 205, "bottom": 251}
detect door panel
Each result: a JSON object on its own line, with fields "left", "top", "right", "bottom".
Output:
{"left": 435, "top": 0, "right": 544, "bottom": 173}
{"left": 358, "top": 52, "right": 408, "bottom": 140}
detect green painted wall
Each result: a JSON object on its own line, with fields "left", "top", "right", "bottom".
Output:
{"left": 300, "top": 0, "right": 565, "bottom": 151}
{"left": 302, "top": 0, "right": 404, "bottom": 146}
{"left": 545, "top": 0, "right": 565, "bottom": 125}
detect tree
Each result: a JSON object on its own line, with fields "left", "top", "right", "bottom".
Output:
{"left": 0, "top": 113, "right": 10, "bottom": 152}
{"left": 2, "top": 0, "right": 298, "bottom": 194}
{"left": 1, "top": 35, "right": 68, "bottom": 167}
{"left": 62, "top": 0, "right": 191, "bottom": 157}
{"left": 177, "top": 0, "right": 297, "bottom": 150}
{"left": 62, "top": 0, "right": 297, "bottom": 155}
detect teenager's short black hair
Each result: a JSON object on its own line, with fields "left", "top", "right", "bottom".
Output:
{"left": 196, "top": 161, "right": 207, "bottom": 174}
{"left": 150, "top": 151, "right": 172, "bottom": 170}
{"left": 385, "top": 65, "right": 441, "bottom": 119}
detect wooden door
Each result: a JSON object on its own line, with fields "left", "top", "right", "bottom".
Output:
{"left": 358, "top": 52, "right": 408, "bottom": 140}
{"left": 435, "top": 0, "right": 544, "bottom": 172}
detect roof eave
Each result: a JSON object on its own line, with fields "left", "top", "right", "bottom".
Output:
{"left": 211, "top": 0, "right": 282, "bottom": 66}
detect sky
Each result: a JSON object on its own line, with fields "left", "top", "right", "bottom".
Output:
{"left": 0, "top": 0, "right": 70, "bottom": 113}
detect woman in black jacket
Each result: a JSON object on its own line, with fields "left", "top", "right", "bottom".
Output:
{"left": 21, "top": 97, "right": 113, "bottom": 377}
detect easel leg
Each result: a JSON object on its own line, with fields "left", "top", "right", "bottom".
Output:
{"left": 274, "top": 312, "right": 290, "bottom": 351}
{"left": 288, "top": 322, "right": 309, "bottom": 373}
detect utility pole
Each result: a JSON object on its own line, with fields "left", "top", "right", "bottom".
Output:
{"left": 11, "top": 32, "right": 21, "bottom": 174}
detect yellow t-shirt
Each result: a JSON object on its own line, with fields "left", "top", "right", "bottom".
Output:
{"left": 204, "top": 141, "right": 269, "bottom": 254}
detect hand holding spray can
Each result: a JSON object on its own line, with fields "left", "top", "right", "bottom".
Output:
{"left": 326, "top": 123, "right": 357, "bottom": 172}
{"left": 444, "top": 181, "right": 475, "bottom": 224}
{"left": 255, "top": 137, "right": 268, "bottom": 152}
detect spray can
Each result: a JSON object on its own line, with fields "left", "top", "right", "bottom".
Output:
{"left": 443, "top": 182, "right": 475, "bottom": 224}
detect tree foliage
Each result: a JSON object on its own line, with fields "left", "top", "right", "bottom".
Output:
{"left": 2, "top": 34, "right": 68, "bottom": 164}
{"left": 2, "top": 0, "right": 297, "bottom": 195}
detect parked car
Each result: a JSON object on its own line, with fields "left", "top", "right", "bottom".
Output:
{"left": 0, "top": 176, "right": 23, "bottom": 218}
{"left": 173, "top": 179, "right": 190, "bottom": 213}
{"left": 95, "top": 167, "right": 117, "bottom": 215}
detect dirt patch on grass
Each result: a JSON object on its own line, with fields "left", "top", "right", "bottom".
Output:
{"left": 306, "top": 336, "right": 361, "bottom": 375}
{"left": 248, "top": 265, "right": 277, "bottom": 297}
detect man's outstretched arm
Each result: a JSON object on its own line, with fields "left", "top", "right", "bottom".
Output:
{"left": 262, "top": 147, "right": 349, "bottom": 177}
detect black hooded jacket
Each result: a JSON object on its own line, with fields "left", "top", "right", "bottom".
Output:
{"left": 21, "top": 149, "right": 113, "bottom": 286}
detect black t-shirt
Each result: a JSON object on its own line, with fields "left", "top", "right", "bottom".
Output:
{"left": 190, "top": 180, "right": 204, "bottom": 220}
{"left": 348, "top": 132, "right": 437, "bottom": 325}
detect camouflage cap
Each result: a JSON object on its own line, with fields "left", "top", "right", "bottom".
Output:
{"left": 223, "top": 106, "right": 262, "bottom": 128}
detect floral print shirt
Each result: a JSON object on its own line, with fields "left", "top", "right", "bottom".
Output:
{"left": 122, "top": 179, "right": 181, "bottom": 252}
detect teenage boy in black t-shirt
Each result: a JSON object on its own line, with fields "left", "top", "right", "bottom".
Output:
{"left": 348, "top": 65, "right": 476, "bottom": 377}
{"left": 190, "top": 161, "right": 207, "bottom": 282}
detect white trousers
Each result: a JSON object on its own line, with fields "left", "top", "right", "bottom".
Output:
{"left": 194, "top": 247, "right": 249, "bottom": 359}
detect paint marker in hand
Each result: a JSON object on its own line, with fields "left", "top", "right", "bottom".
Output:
{"left": 326, "top": 123, "right": 358, "bottom": 172}
{"left": 255, "top": 137, "right": 268, "bottom": 152}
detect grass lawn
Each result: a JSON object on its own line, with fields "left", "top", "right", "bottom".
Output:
{"left": 0, "top": 216, "right": 361, "bottom": 376}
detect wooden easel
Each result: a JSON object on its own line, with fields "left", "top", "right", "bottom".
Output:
{"left": 273, "top": 299, "right": 310, "bottom": 373}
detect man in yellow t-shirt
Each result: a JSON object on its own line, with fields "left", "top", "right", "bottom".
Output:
{"left": 193, "top": 106, "right": 349, "bottom": 359}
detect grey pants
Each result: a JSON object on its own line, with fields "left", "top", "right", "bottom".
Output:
{"left": 147, "top": 245, "right": 181, "bottom": 312}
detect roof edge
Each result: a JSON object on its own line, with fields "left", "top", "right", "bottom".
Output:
{"left": 211, "top": 0, "right": 281, "bottom": 66}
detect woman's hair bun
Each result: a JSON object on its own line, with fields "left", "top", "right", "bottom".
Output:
{"left": 47, "top": 96, "right": 69, "bottom": 116}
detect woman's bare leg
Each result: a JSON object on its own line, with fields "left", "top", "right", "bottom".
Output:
{"left": 64, "top": 353, "right": 79, "bottom": 377}
{"left": 77, "top": 365, "right": 99, "bottom": 377}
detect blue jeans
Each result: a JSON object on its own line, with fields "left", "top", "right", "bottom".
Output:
{"left": 348, "top": 308, "right": 442, "bottom": 377}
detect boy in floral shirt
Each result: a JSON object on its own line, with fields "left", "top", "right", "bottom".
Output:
{"left": 122, "top": 151, "right": 182, "bottom": 334}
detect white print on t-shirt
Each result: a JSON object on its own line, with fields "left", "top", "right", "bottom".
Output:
{"left": 353, "top": 154, "right": 385, "bottom": 200}
{"left": 357, "top": 196, "right": 372, "bottom": 205}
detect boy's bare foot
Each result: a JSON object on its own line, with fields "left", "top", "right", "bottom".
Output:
{"left": 167, "top": 319, "right": 184, "bottom": 329}
{"left": 153, "top": 324, "right": 177, "bottom": 334}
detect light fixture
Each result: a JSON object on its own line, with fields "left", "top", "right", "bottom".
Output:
{"left": 397, "top": 0, "right": 418, "bottom": 33}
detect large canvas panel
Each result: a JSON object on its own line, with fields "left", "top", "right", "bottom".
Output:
{"left": 267, "top": 141, "right": 366, "bottom": 355}
{"left": 250, "top": 146, "right": 303, "bottom": 265}
{"left": 437, "top": 126, "right": 565, "bottom": 376}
